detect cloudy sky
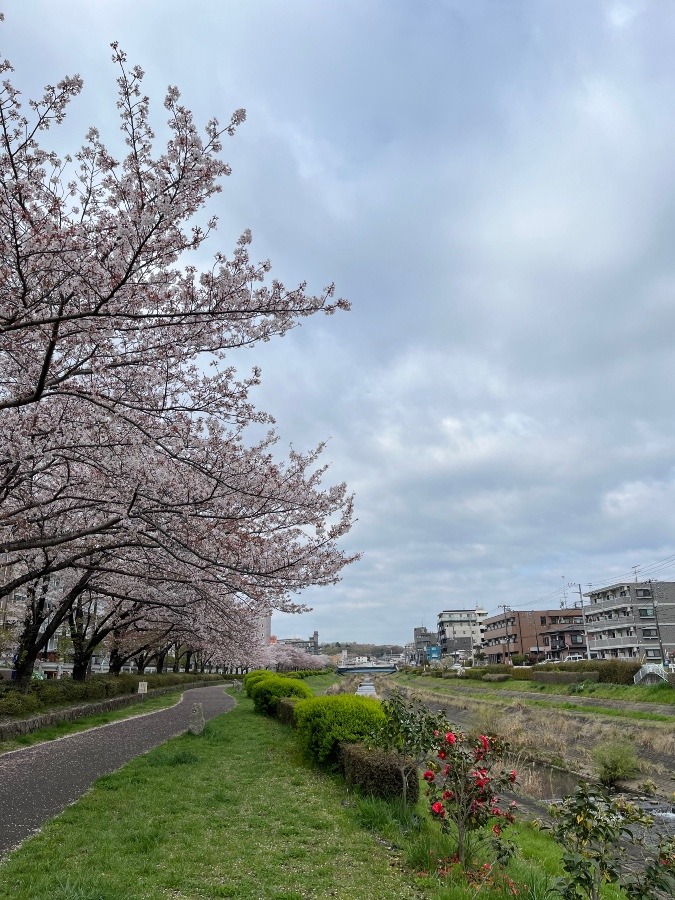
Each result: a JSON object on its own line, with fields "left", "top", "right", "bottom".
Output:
{"left": 7, "top": 1, "right": 675, "bottom": 645}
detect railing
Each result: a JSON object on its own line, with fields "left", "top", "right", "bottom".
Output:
{"left": 633, "top": 663, "right": 666, "bottom": 685}
{"left": 587, "top": 637, "right": 640, "bottom": 649}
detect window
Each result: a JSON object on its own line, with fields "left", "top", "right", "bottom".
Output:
{"left": 571, "top": 634, "right": 583, "bottom": 644}
{"left": 642, "top": 628, "right": 658, "bottom": 637}
{"left": 540, "top": 616, "right": 546, "bottom": 625}
{"left": 638, "top": 608, "right": 655, "bottom": 618}
{"left": 636, "top": 589, "right": 652, "bottom": 598}
{"left": 543, "top": 637, "right": 550, "bottom": 646}
{"left": 645, "top": 649, "right": 661, "bottom": 658}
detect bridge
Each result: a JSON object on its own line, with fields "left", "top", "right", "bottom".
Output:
{"left": 336, "top": 665, "right": 397, "bottom": 675}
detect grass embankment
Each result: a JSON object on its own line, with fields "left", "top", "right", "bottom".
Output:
{"left": 0, "top": 690, "right": 186, "bottom": 756}
{"left": 0, "top": 695, "right": 424, "bottom": 900}
{"left": 390, "top": 673, "right": 675, "bottom": 723}
{"left": 0, "top": 690, "right": 628, "bottom": 900}
{"left": 392, "top": 671, "right": 675, "bottom": 703}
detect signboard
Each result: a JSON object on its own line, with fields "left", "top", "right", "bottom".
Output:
{"left": 425, "top": 646, "right": 441, "bottom": 661}
{"left": 138, "top": 681, "right": 148, "bottom": 695}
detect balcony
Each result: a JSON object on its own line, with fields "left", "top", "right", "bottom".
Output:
{"left": 587, "top": 636, "right": 640, "bottom": 650}
{"left": 585, "top": 597, "right": 634, "bottom": 615}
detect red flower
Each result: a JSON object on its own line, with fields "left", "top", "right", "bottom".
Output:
{"left": 423, "top": 770, "right": 435, "bottom": 782}
{"left": 509, "top": 770, "right": 517, "bottom": 783}
{"left": 445, "top": 732, "right": 456, "bottom": 744}
{"left": 479, "top": 734, "right": 489, "bottom": 751}
{"left": 431, "top": 801, "right": 445, "bottom": 817}
{"left": 442, "top": 790, "right": 454, "bottom": 800}
{"left": 492, "top": 824, "right": 502, "bottom": 836}
{"left": 438, "top": 750, "right": 446, "bottom": 760}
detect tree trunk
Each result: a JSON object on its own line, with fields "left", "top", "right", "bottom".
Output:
{"left": 156, "top": 649, "right": 167, "bottom": 674}
{"left": 13, "top": 646, "right": 39, "bottom": 692}
{"left": 184, "top": 649, "right": 193, "bottom": 673}
{"left": 108, "top": 647, "right": 124, "bottom": 675}
{"left": 172, "top": 642, "right": 181, "bottom": 673}
{"left": 71, "top": 654, "right": 93, "bottom": 681}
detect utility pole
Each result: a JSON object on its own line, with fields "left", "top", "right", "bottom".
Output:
{"left": 648, "top": 581, "right": 667, "bottom": 666}
{"left": 577, "top": 584, "right": 591, "bottom": 660}
{"left": 499, "top": 605, "right": 512, "bottom": 663}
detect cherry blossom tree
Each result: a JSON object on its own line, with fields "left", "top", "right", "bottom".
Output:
{"left": 0, "top": 33, "right": 357, "bottom": 686}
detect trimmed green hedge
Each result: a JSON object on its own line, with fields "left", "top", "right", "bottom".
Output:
{"left": 532, "top": 671, "right": 599, "bottom": 685}
{"left": 249, "top": 675, "right": 313, "bottom": 715}
{"left": 0, "top": 673, "right": 221, "bottom": 718}
{"left": 276, "top": 697, "right": 300, "bottom": 727}
{"left": 340, "top": 742, "right": 420, "bottom": 804}
{"left": 243, "top": 670, "right": 274, "bottom": 697}
{"left": 293, "top": 695, "right": 386, "bottom": 766}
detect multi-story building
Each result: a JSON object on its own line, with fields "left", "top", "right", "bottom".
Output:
{"left": 583, "top": 581, "right": 675, "bottom": 664}
{"left": 437, "top": 608, "right": 486, "bottom": 662}
{"left": 482, "top": 609, "right": 586, "bottom": 664}
{"left": 411, "top": 626, "right": 439, "bottom": 664}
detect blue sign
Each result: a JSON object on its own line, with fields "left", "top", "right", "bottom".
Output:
{"left": 426, "top": 646, "right": 441, "bottom": 661}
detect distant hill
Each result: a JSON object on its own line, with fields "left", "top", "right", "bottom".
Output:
{"left": 320, "top": 642, "right": 404, "bottom": 659}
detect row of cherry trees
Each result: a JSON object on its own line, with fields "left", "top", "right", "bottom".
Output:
{"left": 0, "top": 30, "right": 354, "bottom": 686}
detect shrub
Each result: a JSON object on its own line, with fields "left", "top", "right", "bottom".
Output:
{"left": 371, "top": 691, "right": 448, "bottom": 809}
{"left": 591, "top": 740, "right": 639, "bottom": 788}
{"left": 0, "top": 690, "right": 41, "bottom": 717}
{"left": 424, "top": 728, "right": 518, "bottom": 867}
{"left": 340, "top": 743, "right": 419, "bottom": 804}
{"left": 482, "top": 673, "right": 510, "bottom": 682}
{"left": 249, "top": 675, "right": 312, "bottom": 715}
{"left": 243, "top": 669, "right": 273, "bottom": 697}
{"left": 293, "top": 695, "right": 386, "bottom": 766}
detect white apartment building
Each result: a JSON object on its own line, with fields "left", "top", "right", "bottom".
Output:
{"left": 437, "top": 607, "right": 486, "bottom": 661}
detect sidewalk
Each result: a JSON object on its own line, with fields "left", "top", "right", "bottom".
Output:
{"left": 0, "top": 684, "right": 234, "bottom": 857}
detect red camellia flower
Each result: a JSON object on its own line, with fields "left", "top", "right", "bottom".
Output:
{"left": 431, "top": 801, "right": 445, "bottom": 817}
{"left": 509, "top": 770, "right": 517, "bottom": 783}
{"left": 438, "top": 750, "right": 446, "bottom": 760}
{"left": 479, "top": 734, "right": 489, "bottom": 751}
{"left": 445, "top": 732, "right": 456, "bottom": 744}
{"left": 423, "top": 770, "right": 435, "bottom": 782}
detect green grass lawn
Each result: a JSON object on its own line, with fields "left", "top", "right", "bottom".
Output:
{"left": 0, "top": 689, "right": 635, "bottom": 900}
{"left": 0, "top": 695, "right": 425, "bottom": 900}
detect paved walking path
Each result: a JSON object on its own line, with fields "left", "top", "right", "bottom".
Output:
{"left": 0, "top": 684, "right": 235, "bottom": 857}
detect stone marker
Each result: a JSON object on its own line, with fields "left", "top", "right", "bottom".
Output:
{"left": 188, "top": 702, "right": 205, "bottom": 735}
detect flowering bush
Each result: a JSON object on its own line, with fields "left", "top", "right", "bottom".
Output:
{"left": 423, "top": 727, "right": 518, "bottom": 866}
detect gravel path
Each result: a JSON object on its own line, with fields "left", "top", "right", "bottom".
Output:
{"left": 0, "top": 684, "right": 235, "bottom": 857}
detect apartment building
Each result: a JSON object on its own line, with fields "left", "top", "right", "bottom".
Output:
{"left": 583, "top": 581, "right": 675, "bottom": 664}
{"left": 482, "top": 608, "right": 586, "bottom": 664}
{"left": 437, "top": 607, "right": 486, "bottom": 661}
